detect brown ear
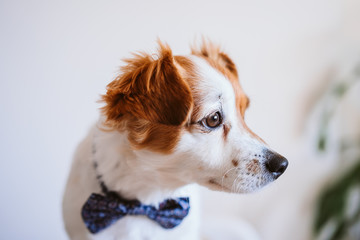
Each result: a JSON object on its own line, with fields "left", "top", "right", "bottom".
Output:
{"left": 102, "top": 42, "right": 193, "bottom": 126}
{"left": 191, "top": 40, "right": 238, "bottom": 77}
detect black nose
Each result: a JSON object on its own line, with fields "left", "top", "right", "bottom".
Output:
{"left": 265, "top": 151, "right": 288, "bottom": 179}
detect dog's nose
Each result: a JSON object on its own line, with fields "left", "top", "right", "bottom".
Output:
{"left": 264, "top": 152, "right": 288, "bottom": 179}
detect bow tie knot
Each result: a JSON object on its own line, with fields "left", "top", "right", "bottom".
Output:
{"left": 81, "top": 192, "right": 190, "bottom": 234}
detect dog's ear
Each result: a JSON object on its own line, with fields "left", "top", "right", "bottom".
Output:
{"left": 102, "top": 42, "right": 193, "bottom": 126}
{"left": 191, "top": 40, "right": 238, "bottom": 78}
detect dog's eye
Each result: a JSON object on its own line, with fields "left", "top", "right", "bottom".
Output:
{"left": 204, "top": 112, "right": 222, "bottom": 128}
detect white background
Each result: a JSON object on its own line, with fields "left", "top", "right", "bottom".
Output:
{"left": 1, "top": 0, "right": 359, "bottom": 239}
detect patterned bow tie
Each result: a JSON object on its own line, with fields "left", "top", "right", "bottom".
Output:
{"left": 81, "top": 192, "right": 190, "bottom": 234}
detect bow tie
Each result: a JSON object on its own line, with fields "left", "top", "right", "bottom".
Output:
{"left": 81, "top": 192, "right": 190, "bottom": 234}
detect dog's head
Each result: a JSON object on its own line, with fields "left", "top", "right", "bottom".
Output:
{"left": 102, "top": 41, "right": 288, "bottom": 194}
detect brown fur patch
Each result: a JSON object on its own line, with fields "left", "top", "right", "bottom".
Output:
{"left": 127, "top": 117, "right": 182, "bottom": 152}
{"left": 232, "top": 159, "right": 239, "bottom": 167}
{"left": 246, "top": 159, "right": 261, "bottom": 175}
{"left": 223, "top": 124, "right": 230, "bottom": 140}
{"left": 101, "top": 41, "right": 193, "bottom": 153}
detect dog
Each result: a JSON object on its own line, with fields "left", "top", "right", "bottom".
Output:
{"left": 62, "top": 40, "right": 288, "bottom": 240}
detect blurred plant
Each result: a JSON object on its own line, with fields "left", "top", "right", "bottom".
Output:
{"left": 313, "top": 63, "right": 360, "bottom": 240}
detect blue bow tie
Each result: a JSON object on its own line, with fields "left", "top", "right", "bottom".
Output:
{"left": 81, "top": 192, "right": 190, "bottom": 234}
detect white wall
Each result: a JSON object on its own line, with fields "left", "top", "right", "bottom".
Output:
{"left": 1, "top": 0, "right": 359, "bottom": 239}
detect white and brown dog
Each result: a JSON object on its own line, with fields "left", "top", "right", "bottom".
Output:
{"left": 62, "top": 40, "right": 288, "bottom": 240}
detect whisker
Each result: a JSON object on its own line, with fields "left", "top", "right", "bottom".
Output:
{"left": 221, "top": 167, "right": 238, "bottom": 191}
{"left": 231, "top": 174, "right": 241, "bottom": 193}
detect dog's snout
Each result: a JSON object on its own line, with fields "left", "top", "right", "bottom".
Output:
{"left": 264, "top": 152, "right": 288, "bottom": 179}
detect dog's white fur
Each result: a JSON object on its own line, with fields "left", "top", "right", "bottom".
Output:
{"left": 63, "top": 48, "right": 283, "bottom": 240}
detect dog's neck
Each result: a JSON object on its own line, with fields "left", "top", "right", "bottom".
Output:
{"left": 92, "top": 123, "right": 190, "bottom": 205}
